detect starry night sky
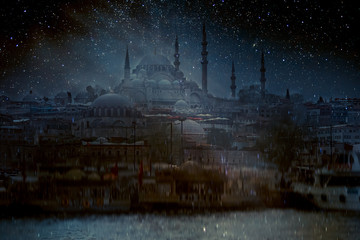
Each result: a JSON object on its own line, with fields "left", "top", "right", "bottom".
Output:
{"left": 1, "top": 0, "right": 359, "bottom": 101}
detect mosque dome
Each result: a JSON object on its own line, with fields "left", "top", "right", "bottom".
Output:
{"left": 138, "top": 54, "right": 172, "bottom": 66}
{"left": 92, "top": 93, "right": 132, "bottom": 108}
{"left": 172, "top": 80, "right": 181, "bottom": 88}
{"left": 174, "top": 100, "right": 189, "bottom": 110}
{"left": 181, "top": 119, "right": 204, "bottom": 135}
{"left": 173, "top": 119, "right": 205, "bottom": 145}
{"left": 187, "top": 81, "right": 199, "bottom": 89}
{"left": 158, "top": 79, "right": 171, "bottom": 88}
{"left": 145, "top": 79, "right": 157, "bottom": 87}
{"left": 131, "top": 79, "right": 144, "bottom": 88}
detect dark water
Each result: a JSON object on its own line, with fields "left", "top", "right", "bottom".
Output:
{"left": 1, "top": 209, "right": 359, "bottom": 240}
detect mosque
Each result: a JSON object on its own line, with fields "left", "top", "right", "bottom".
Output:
{"left": 90, "top": 23, "right": 269, "bottom": 116}
{"left": 69, "top": 23, "right": 277, "bottom": 147}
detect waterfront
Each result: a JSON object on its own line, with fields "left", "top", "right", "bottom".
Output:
{"left": 1, "top": 209, "right": 359, "bottom": 240}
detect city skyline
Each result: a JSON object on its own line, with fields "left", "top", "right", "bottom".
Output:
{"left": 1, "top": 0, "right": 359, "bottom": 101}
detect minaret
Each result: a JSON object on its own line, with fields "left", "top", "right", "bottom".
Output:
{"left": 260, "top": 51, "right": 266, "bottom": 99}
{"left": 201, "top": 23, "right": 208, "bottom": 94}
{"left": 174, "top": 35, "right": 180, "bottom": 71}
{"left": 230, "top": 61, "right": 236, "bottom": 98}
{"left": 286, "top": 89, "right": 290, "bottom": 100}
{"left": 124, "top": 46, "right": 130, "bottom": 82}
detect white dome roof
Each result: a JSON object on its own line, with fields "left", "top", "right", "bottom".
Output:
{"left": 92, "top": 93, "right": 132, "bottom": 108}
{"left": 172, "top": 119, "right": 205, "bottom": 145}
{"left": 174, "top": 119, "right": 204, "bottom": 135}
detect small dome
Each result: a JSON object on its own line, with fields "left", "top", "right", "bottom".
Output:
{"left": 92, "top": 93, "right": 132, "bottom": 108}
{"left": 174, "top": 100, "right": 189, "bottom": 109}
{"left": 146, "top": 79, "right": 157, "bottom": 87}
{"left": 138, "top": 54, "right": 171, "bottom": 66}
{"left": 173, "top": 119, "right": 205, "bottom": 145}
{"left": 172, "top": 80, "right": 181, "bottom": 88}
{"left": 158, "top": 79, "right": 171, "bottom": 87}
{"left": 181, "top": 119, "right": 204, "bottom": 135}
{"left": 131, "top": 79, "right": 144, "bottom": 88}
{"left": 172, "top": 80, "right": 180, "bottom": 85}
{"left": 173, "top": 119, "right": 204, "bottom": 135}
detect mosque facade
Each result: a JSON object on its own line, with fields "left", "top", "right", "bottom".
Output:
{"left": 114, "top": 45, "right": 207, "bottom": 113}
{"left": 110, "top": 23, "right": 268, "bottom": 115}
{"left": 70, "top": 22, "right": 275, "bottom": 125}
{"left": 69, "top": 23, "right": 277, "bottom": 146}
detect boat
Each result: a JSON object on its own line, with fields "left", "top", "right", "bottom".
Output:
{"left": 292, "top": 144, "right": 360, "bottom": 211}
